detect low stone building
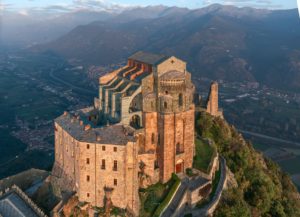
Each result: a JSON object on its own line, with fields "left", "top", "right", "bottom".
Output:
{"left": 52, "top": 51, "right": 221, "bottom": 216}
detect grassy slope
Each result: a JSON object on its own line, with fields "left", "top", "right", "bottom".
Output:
{"left": 193, "top": 138, "right": 215, "bottom": 173}
{"left": 195, "top": 112, "right": 300, "bottom": 217}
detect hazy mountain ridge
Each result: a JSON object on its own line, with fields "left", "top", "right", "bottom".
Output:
{"left": 33, "top": 4, "right": 300, "bottom": 91}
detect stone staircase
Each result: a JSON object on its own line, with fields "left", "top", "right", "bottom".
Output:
{"left": 161, "top": 178, "right": 189, "bottom": 217}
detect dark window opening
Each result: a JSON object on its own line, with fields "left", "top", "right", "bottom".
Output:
{"left": 86, "top": 158, "right": 90, "bottom": 164}
{"left": 114, "top": 147, "right": 117, "bottom": 152}
{"left": 154, "top": 160, "right": 159, "bottom": 169}
{"left": 102, "top": 146, "right": 106, "bottom": 151}
{"left": 151, "top": 133, "right": 155, "bottom": 144}
{"left": 176, "top": 143, "right": 184, "bottom": 154}
{"left": 114, "top": 179, "right": 117, "bottom": 186}
{"left": 164, "top": 102, "right": 168, "bottom": 109}
{"left": 113, "top": 160, "right": 118, "bottom": 171}
{"left": 87, "top": 193, "right": 90, "bottom": 197}
{"left": 87, "top": 144, "right": 90, "bottom": 149}
{"left": 179, "top": 93, "right": 183, "bottom": 106}
{"left": 87, "top": 175, "right": 90, "bottom": 182}
{"left": 101, "top": 159, "right": 106, "bottom": 170}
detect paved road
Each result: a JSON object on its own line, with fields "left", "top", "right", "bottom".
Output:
{"left": 49, "top": 69, "right": 95, "bottom": 95}
{"left": 239, "top": 129, "right": 300, "bottom": 147}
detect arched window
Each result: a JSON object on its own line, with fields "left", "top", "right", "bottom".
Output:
{"left": 179, "top": 93, "right": 183, "bottom": 106}
{"left": 176, "top": 143, "right": 184, "bottom": 154}
{"left": 164, "top": 102, "right": 167, "bottom": 109}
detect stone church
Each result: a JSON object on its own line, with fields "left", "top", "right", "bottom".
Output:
{"left": 52, "top": 51, "right": 221, "bottom": 216}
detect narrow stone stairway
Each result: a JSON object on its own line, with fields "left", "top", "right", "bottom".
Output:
{"left": 161, "top": 178, "right": 189, "bottom": 217}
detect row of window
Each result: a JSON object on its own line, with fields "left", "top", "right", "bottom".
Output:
{"left": 86, "top": 144, "right": 117, "bottom": 152}
{"left": 86, "top": 158, "right": 118, "bottom": 171}
{"left": 86, "top": 179, "right": 118, "bottom": 198}
{"left": 86, "top": 177, "right": 118, "bottom": 186}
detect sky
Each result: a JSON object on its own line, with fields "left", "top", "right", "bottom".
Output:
{"left": 0, "top": 0, "right": 298, "bottom": 13}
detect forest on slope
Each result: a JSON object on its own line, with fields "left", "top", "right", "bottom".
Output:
{"left": 196, "top": 112, "right": 300, "bottom": 217}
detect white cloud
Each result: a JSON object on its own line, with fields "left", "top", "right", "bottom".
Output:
{"left": 0, "top": 3, "right": 13, "bottom": 11}
{"left": 202, "top": 0, "right": 283, "bottom": 9}
{"left": 18, "top": 9, "right": 29, "bottom": 16}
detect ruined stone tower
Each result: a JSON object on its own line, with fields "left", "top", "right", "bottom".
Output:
{"left": 206, "top": 82, "right": 223, "bottom": 117}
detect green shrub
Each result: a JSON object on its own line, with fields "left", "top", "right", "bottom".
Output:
{"left": 195, "top": 111, "right": 300, "bottom": 216}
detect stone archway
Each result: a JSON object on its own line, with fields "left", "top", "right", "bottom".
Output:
{"left": 130, "top": 114, "right": 141, "bottom": 129}
{"left": 175, "top": 159, "right": 184, "bottom": 174}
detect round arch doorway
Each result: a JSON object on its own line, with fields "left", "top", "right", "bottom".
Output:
{"left": 175, "top": 159, "right": 184, "bottom": 174}
{"left": 129, "top": 114, "right": 141, "bottom": 129}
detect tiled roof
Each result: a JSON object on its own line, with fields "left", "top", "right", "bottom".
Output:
{"left": 55, "top": 109, "right": 135, "bottom": 145}
{"left": 129, "top": 51, "right": 169, "bottom": 65}
{"left": 0, "top": 185, "right": 47, "bottom": 217}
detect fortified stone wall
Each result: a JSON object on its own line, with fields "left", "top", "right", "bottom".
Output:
{"left": 54, "top": 123, "right": 77, "bottom": 192}
{"left": 157, "top": 108, "right": 195, "bottom": 183}
{"left": 53, "top": 124, "right": 139, "bottom": 215}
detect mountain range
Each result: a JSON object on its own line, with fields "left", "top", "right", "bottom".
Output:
{"left": 25, "top": 4, "right": 300, "bottom": 91}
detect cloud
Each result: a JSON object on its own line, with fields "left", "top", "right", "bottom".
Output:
{"left": 18, "top": 9, "right": 29, "bottom": 16}
{"left": 71, "top": 0, "right": 130, "bottom": 12}
{"left": 0, "top": 3, "right": 13, "bottom": 11}
{"left": 43, "top": 5, "right": 74, "bottom": 13}
{"left": 202, "top": 0, "right": 283, "bottom": 9}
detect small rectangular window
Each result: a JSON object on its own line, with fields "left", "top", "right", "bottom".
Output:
{"left": 151, "top": 133, "right": 155, "bottom": 144}
{"left": 113, "top": 160, "right": 118, "bottom": 171}
{"left": 87, "top": 193, "right": 90, "bottom": 197}
{"left": 114, "top": 179, "right": 117, "bottom": 186}
{"left": 87, "top": 175, "right": 90, "bottom": 182}
{"left": 86, "top": 158, "right": 90, "bottom": 164}
{"left": 102, "top": 146, "right": 106, "bottom": 151}
{"left": 114, "top": 147, "right": 117, "bottom": 152}
{"left": 101, "top": 159, "right": 106, "bottom": 170}
{"left": 87, "top": 144, "right": 90, "bottom": 149}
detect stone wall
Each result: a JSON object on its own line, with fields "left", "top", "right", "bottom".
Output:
{"left": 157, "top": 108, "right": 195, "bottom": 183}
{"left": 53, "top": 124, "right": 140, "bottom": 216}
{"left": 156, "top": 56, "right": 186, "bottom": 76}
{"left": 121, "top": 86, "right": 142, "bottom": 126}
{"left": 206, "top": 82, "right": 223, "bottom": 117}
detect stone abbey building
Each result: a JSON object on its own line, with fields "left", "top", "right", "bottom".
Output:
{"left": 52, "top": 51, "right": 221, "bottom": 216}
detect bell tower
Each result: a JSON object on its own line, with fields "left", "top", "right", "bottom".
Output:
{"left": 142, "top": 56, "right": 195, "bottom": 183}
